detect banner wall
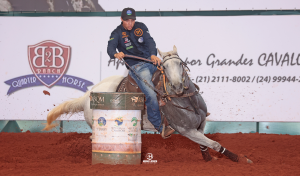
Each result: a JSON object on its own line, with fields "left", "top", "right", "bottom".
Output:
{"left": 1, "top": 0, "right": 299, "bottom": 12}
{"left": 1, "top": 16, "right": 300, "bottom": 121}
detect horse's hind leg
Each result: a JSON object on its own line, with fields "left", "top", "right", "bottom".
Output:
{"left": 197, "top": 120, "right": 214, "bottom": 161}
{"left": 179, "top": 127, "right": 221, "bottom": 152}
{"left": 197, "top": 119, "right": 206, "bottom": 134}
{"left": 178, "top": 127, "right": 252, "bottom": 163}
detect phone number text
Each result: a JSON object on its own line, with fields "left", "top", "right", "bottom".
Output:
{"left": 193, "top": 76, "right": 300, "bottom": 83}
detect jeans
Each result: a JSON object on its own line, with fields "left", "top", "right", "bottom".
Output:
{"left": 128, "top": 62, "right": 163, "bottom": 133}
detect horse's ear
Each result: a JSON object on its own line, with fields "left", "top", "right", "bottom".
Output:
{"left": 157, "top": 48, "right": 163, "bottom": 57}
{"left": 173, "top": 45, "right": 178, "bottom": 54}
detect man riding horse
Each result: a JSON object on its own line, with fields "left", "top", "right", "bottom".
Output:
{"left": 42, "top": 7, "right": 253, "bottom": 164}
{"left": 107, "top": 7, "right": 175, "bottom": 138}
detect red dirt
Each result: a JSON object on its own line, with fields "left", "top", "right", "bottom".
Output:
{"left": 43, "top": 90, "right": 50, "bottom": 96}
{"left": 0, "top": 132, "right": 300, "bottom": 176}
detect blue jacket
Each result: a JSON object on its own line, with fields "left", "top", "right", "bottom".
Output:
{"left": 107, "top": 22, "right": 157, "bottom": 67}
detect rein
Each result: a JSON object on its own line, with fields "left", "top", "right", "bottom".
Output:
{"left": 122, "top": 54, "right": 195, "bottom": 101}
{"left": 124, "top": 54, "right": 154, "bottom": 63}
{"left": 121, "top": 58, "right": 166, "bottom": 97}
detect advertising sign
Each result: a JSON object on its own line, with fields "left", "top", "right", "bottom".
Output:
{"left": 1, "top": 15, "right": 300, "bottom": 122}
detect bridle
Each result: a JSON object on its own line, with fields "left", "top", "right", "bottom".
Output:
{"left": 162, "top": 54, "right": 190, "bottom": 72}
{"left": 161, "top": 54, "right": 190, "bottom": 88}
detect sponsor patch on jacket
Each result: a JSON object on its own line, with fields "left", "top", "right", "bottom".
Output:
{"left": 126, "top": 46, "right": 133, "bottom": 50}
{"left": 138, "top": 37, "right": 143, "bottom": 43}
{"left": 134, "top": 28, "right": 143, "bottom": 37}
{"left": 124, "top": 37, "right": 130, "bottom": 43}
{"left": 124, "top": 37, "right": 132, "bottom": 47}
{"left": 109, "top": 38, "right": 114, "bottom": 41}
{"left": 122, "top": 32, "right": 128, "bottom": 38}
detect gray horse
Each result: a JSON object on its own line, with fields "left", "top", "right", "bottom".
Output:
{"left": 157, "top": 46, "right": 252, "bottom": 163}
{"left": 43, "top": 46, "right": 252, "bottom": 163}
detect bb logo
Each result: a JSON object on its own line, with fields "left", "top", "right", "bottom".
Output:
{"left": 4, "top": 40, "right": 93, "bottom": 95}
{"left": 28, "top": 40, "right": 70, "bottom": 87}
{"left": 134, "top": 28, "right": 143, "bottom": 37}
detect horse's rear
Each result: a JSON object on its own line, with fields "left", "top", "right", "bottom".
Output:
{"left": 42, "top": 75, "right": 124, "bottom": 131}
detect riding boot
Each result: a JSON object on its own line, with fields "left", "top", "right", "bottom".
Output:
{"left": 162, "top": 125, "right": 175, "bottom": 139}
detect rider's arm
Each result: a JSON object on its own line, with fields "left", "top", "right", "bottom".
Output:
{"left": 141, "top": 23, "right": 157, "bottom": 57}
{"left": 107, "top": 30, "right": 119, "bottom": 59}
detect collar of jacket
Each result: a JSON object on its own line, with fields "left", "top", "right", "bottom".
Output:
{"left": 120, "top": 22, "right": 136, "bottom": 31}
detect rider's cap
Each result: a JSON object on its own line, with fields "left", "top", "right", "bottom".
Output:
{"left": 121, "top": 8, "right": 136, "bottom": 20}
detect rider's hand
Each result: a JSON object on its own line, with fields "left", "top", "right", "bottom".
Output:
{"left": 114, "top": 52, "right": 125, "bottom": 61}
{"left": 151, "top": 55, "right": 162, "bottom": 66}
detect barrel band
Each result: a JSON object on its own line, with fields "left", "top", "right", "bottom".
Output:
{"left": 92, "top": 150, "right": 141, "bottom": 154}
{"left": 91, "top": 142, "right": 142, "bottom": 144}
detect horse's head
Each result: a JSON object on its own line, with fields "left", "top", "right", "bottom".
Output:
{"left": 158, "top": 46, "right": 185, "bottom": 95}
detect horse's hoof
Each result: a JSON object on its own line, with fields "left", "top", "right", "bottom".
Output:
{"left": 238, "top": 154, "right": 253, "bottom": 164}
{"left": 161, "top": 125, "right": 175, "bottom": 139}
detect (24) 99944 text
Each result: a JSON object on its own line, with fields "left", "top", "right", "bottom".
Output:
{"left": 193, "top": 76, "right": 300, "bottom": 83}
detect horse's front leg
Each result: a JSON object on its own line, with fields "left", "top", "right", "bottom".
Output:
{"left": 178, "top": 126, "right": 253, "bottom": 163}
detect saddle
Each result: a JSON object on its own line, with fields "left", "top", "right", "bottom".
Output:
{"left": 115, "top": 69, "right": 162, "bottom": 93}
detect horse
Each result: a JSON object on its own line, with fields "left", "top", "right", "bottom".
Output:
{"left": 43, "top": 46, "right": 252, "bottom": 164}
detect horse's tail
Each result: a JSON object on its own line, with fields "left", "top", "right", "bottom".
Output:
{"left": 42, "top": 90, "right": 90, "bottom": 131}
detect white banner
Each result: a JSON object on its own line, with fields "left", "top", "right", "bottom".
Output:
{"left": 1, "top": 16, "right": 300, "bottom": 121}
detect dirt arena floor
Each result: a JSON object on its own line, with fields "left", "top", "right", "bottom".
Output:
{"left": 0, "top": 132, "right": 299, "bottom": 176}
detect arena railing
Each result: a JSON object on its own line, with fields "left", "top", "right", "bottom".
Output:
{"left": 0, "top": 10, "right": 300, "bottom": 17}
